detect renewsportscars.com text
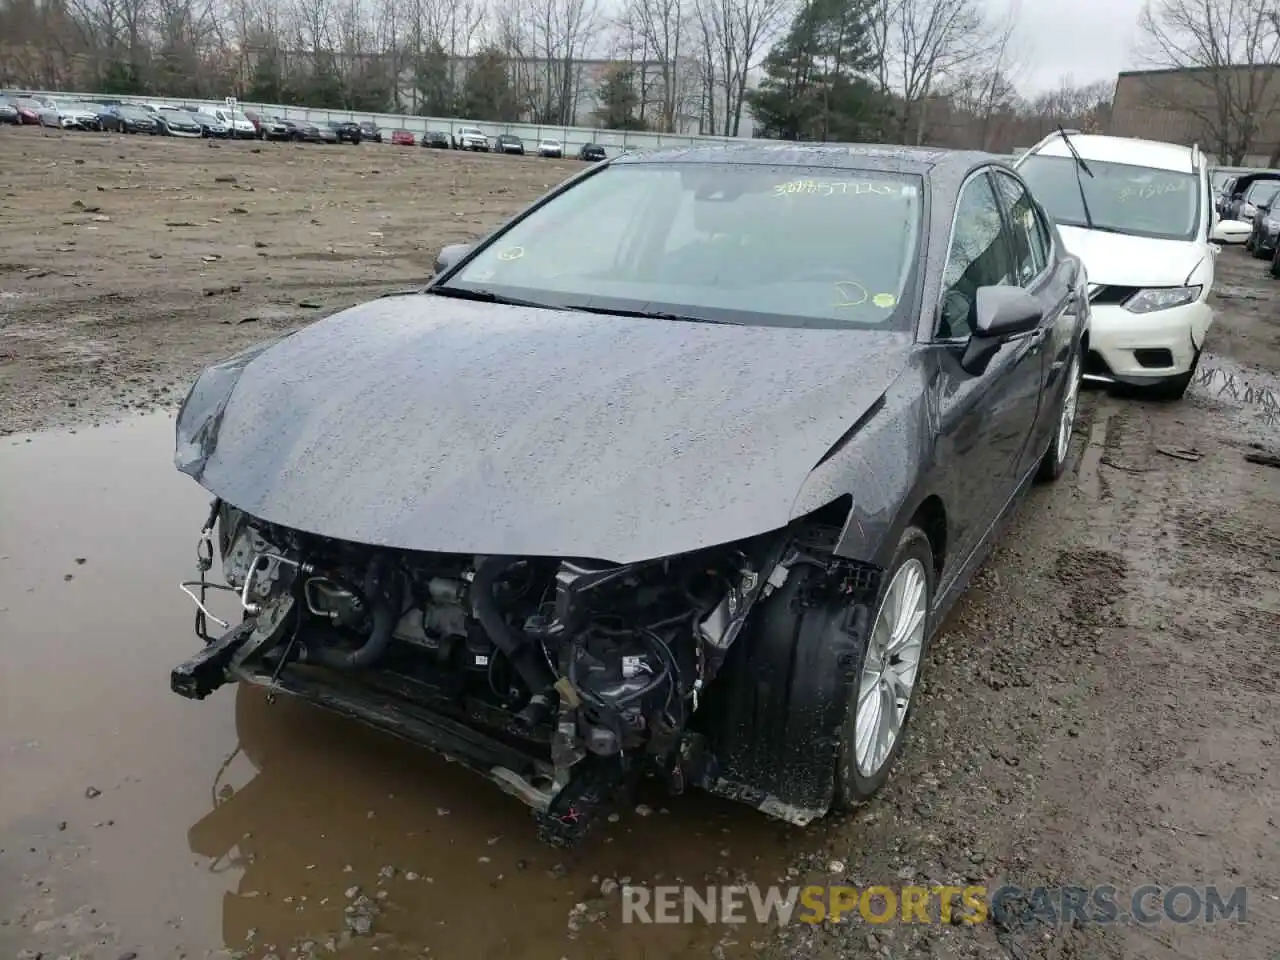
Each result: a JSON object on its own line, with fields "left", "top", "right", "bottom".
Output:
{"left": 620, "top": 883, "right": 1248, "bottom": 926}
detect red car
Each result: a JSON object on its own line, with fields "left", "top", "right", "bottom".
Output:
{"left": 390, "top": 129, "right": 415, "bottom": 146}
{"left": 13, "top": 98, "right": 42, "bottom": 124}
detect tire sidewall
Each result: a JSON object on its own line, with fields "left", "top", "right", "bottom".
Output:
{"left": 1039, "top": 339, "right": 1083, "bottom": 481}
{"left": 835, "top": 526, "right": 935, "bottom": 806}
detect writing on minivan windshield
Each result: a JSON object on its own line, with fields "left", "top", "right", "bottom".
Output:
{"left": 442, "top": 164, "right": 924, "bottom": 330}
{"left": 1016, "top": 155, "right": 1199, "bottom": 241}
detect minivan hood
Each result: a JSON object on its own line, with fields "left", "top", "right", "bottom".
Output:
{"left": 1056, "top": 225, "right": 1205, "bottom": 287}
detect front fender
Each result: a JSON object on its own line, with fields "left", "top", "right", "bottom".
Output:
{"left": 790, "top": 371, "right": 934, "bottom": 568}
{"left": 175, "top": 334, "right": 293, "bottom": 481}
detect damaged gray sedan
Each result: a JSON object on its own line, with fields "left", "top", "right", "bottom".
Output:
{"left": 171, "top": 144, "right": 1090, "bottom": 845}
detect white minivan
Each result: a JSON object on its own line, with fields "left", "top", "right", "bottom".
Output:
{"left": 211, "top": 106, "right": 257, "bottom": 138}
{"left": 1014, "top": 132, "right": 1248, "bottom": 399}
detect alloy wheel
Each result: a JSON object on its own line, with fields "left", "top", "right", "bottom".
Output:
{"left": 1057, "top": 352, "right": 1081, "bottom": 465}
{"left": 854, "top": 558, "right": 927, "bottom": 778}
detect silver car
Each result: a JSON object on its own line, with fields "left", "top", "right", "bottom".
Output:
{"left": 37, "top": 100, "right": 102, "bottom": 130}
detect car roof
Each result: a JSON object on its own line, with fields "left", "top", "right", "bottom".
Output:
{"left": 1026, "top": 133, "right": 1196, "bottom": 173}
{"left": 612, "top": 141, "right": 995, "bottom": 178}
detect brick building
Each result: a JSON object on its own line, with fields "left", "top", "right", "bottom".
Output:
{"left": 1110, "top": 65, "right": 1280, "bottom": 166}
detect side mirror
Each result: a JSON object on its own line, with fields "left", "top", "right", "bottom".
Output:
{"left": 434, "top": 243, "right": 472, "bottom": 275}
{"left": 973, "top": 285, "right": 1042, "bottom": 337}
{"left": 1210, "top": 220, "right": 1252, "bottom": 243}
{"left": 959, "top": 285, "right": 1042, "bottom": 376}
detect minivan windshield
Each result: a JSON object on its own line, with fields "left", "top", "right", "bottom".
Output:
{"left": 438, "top": 163, "right": 923, "bottom": 329}
{"left": 1017, "top": 155, "right": 1200, "bottom": 241}
{"left": 1244, "top": 181, "right": 1280, "bottom": 206}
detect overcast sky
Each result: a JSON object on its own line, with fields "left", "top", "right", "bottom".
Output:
{"left": 1009, "top": 0, "right": 1148, "bottom": 93}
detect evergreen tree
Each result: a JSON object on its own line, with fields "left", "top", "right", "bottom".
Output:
{"left": 594, "top": 66, "right": 645, "bottom": 130}
{"left": 461, "top": 47, "right": 517, "bottom": 121}
{"left": 415, "top": 41, "right": 455, "bottom": 116}
{"left": 746, "top": 0, "right": 889, "bottom": 142}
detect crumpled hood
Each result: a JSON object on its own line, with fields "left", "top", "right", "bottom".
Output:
{"left": 1057, "top": 225, "right": 1205, "bottom": 287}
{"left": 176, "top": 295, "right": 912, "bottom": 563}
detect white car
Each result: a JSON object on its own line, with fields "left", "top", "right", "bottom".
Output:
{"left": 537, "top": 138, "right": 563, "bottom": 158}
{"left": 455, "top": 126, "right": 489, "bottom": 151}
{"left": 1015, "top": 132, "right": 1247, "bottom": 399}
{"left": 211, "top": 106, "right": 257, "bottom": 138}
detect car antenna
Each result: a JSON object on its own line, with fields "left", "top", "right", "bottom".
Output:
{"left": 1057, "top": 125, "right": 1096, "bottom": 229}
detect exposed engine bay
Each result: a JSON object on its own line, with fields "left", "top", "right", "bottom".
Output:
{"left": 172, "top": 499, "right": 875, "bottom": 845}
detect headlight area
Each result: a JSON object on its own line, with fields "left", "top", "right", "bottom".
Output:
{"left": 1122, "top": 285, "right": 1203, "bottom": 314}
{"left": 171, "top": 501, "right": 842, "bottom": 844}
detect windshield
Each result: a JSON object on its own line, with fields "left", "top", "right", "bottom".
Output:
{"left": 1016, "top": 155, "right": 1200, "bottom": 241}
{"left": 1244, "top": 181, "right": 1280, "bottom": 205}
{"left": 440, "top": 163, "right": 923, "bottom": 330}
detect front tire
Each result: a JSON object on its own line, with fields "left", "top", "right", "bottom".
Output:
{"left": 1271, "top": 244, "right": 1280, "bottom": 279}
{"left": 834, "top": 526, "right": 934, "bottom": 807}
{"left": 1036, "top": 344, "right": 1082, "bottom": 481}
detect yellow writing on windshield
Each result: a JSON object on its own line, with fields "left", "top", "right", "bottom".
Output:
{"left": 833, "top": 281, "right": 869, "bottom": 307}
{"left": 774, "top": 180, "right": 896, "bottom": 198}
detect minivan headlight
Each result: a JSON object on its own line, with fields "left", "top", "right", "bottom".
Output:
{"left": 1123, "top": 286, "right": 1203, "bottom": 313}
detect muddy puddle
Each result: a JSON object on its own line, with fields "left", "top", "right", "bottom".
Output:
{"left": 1188, "top": 352, "right": 1280, "bottom": 446}
{"left": 0, "top": 412, "right": 808, "bottom": 960}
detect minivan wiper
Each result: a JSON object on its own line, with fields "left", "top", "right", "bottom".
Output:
{"left": 1057, "top": 126, "right": 1096, "bottom": 230}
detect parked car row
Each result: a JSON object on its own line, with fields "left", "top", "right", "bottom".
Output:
{"left": 4, "top": 94, "right": 621, "bottom": 164}
{"left": 0, "top": 93, "right": 387, "bottom": 146}
{"left": 1212, "top": 168, "right": 1280, "bottom": 279}
{"left": 386, "top": 126, "right": 608, "bottom": 161}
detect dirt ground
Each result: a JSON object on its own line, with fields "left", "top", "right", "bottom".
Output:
{"left": 0, "top": 127, "right": 583, "bottom": 435}
{"left": 1, "top": 127, "right": 1278, "bottom": 960}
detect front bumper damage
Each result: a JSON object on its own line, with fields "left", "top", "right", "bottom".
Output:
{"left": 172, "top": 499, "right": 882, "bottom": 844}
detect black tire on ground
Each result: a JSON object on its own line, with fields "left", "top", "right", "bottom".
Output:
{"left": 1252, "top": 238, "right": 1270, "bottom": 259}
{"left": 833, "top": 525, "right": 935, "bottom": 808}
{"left": 1271, "top": 244, "right": 1280, "bottom": 278}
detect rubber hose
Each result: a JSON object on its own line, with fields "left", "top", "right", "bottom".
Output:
{"left": 471, "top": 555, "right": 555, "bottom": 694}
{"left": 310, "top": 562, "right": 402, "bottom": 670}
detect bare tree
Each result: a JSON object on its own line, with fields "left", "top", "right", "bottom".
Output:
{"left": 1137, "top": 0, "right": 1280, "bottom": 163}
{"left": 693, "top": 0, "right": 787, "bottom": 136}
{"left": 877, "top": 0, "right": 994, "bottom": 143}
{"left": 940, "top": 0, "right": 1027, "bottom": 149}
{"left": 495, "top": 0, "right": 599, "bottom": 124}
{"left": 627, "top": 0, "right": 690, "bottom": 131}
